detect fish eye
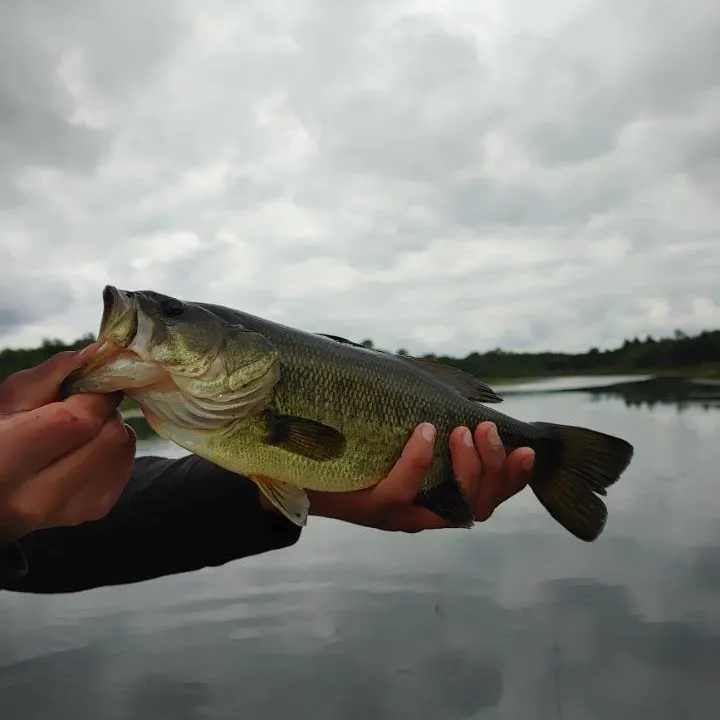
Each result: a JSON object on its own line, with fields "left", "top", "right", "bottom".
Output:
{"left": 160, "top": 298, "right": 184, "bottom": 318}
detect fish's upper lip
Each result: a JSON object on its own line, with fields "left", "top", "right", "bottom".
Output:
{"left": 98, "top": 285, "right": 139, "bottom": 348}
{"left": 101, "top": 285, "right": 133, "bottom": 330}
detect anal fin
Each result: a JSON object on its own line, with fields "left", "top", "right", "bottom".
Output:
{"left": 251, "top": 474, "right": 310, "bottom": 527}
{"left": 414, "top": 475, "right": 474, "bottom": 528}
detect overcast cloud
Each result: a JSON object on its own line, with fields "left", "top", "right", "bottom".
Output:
{"left": 1, "top": 0, "right": 719, "bottom": 355}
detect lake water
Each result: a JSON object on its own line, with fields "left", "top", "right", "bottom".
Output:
{"left": 1, "top": 377, "right": 719, "bottom": 719}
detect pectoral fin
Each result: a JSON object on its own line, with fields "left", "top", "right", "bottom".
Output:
{"left": 263, "top": 410, "right": 346, "bottom": 461}
{"left": 251, "top": 474, "right": 310, "bottom": 526}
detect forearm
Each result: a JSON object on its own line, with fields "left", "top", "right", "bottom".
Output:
{"left": 1, "top": 455, "right": 302, "bottom": 594}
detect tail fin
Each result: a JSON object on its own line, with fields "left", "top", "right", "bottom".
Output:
{"left": 529, "top": 422, "right": 634, "bottom": 542}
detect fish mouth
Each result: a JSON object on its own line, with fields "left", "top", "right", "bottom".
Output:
{"left": 60, "top": 285, "right": 141, "bottom": 396}
{"left": 88, "top": 285, "right": 139, "bottom": 362}
{"left": 100, "top": 285, "right": 137, "bottom": 341}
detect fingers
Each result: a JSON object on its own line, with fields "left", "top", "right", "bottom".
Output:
{"left": 62, "top": 392, "right": 123, "bottom": 423}
{"left": 371, "top": 423, "right": 436, "bottom": 508}
{"left": 309, "top": 421, "right": 535, "bottom": 535}
{"left": 0, "top": 394, "right": 123, "bottom": 483}
{"left": 473, "top": 422, "right": 533, "bottom": 520}
{"left": 51, "top": 422, "right": 136, "bottom": 526}
{"left": 0, "top": 345, "right": 99, "bottom": 413}
{"left": 472, "top": 422, "right": 505, "bottom": 520}
{"left": 380, "top": 423, "right": 478, "bottom": 533}
{"left": 5, "top": 416, "right": 135, "bottom": 534}
{"left": 448, "top": 426, "right": 481, "bottom": 506}
{"left": 501, "top": 447, "right": 534, "bottom": 503}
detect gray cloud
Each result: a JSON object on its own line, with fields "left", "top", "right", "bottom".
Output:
{"left": 0, "top": 1, "right": 192, "bottom": 204}
{"left": 0, "top": 277, "right": 75, "bottom": 337}
{"left": 0, "top": 0, "right": 718, "bottom": 355}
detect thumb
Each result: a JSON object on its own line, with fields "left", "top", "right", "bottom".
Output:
{"left": 0, "top": 342, "right": 101, "bottom": 413}
{"left": 371, "top": 423, "right": 436, "bottom": 507}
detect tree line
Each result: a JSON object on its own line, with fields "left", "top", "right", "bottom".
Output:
{"left": 1, "top": 328, "right": 719, "bottom": 384}
{"left": 365, "top": 328, "right": 720, "bottom": 379}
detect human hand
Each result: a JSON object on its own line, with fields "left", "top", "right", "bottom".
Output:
{"left": 306, "top": 421, "right": 534, "bottom": 532}
{"left": 0, "top": 347, "right": 136, "bottom": 546}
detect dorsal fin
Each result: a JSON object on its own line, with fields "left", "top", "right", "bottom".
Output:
{"left": 316, "top": 333, "right": 503, "bottom": 404}
{"left": 400, "top": 355, "right": 503, "bottom": 403}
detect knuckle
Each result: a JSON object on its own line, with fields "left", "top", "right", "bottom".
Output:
{"left": 50, "top": 404, "right": 104, "bottom": 437}
{"left": 1, "top": 369, "right": 29, "bottom": 391}
{"left": 408, "top": 453, "right": 430, "bottom": 475}
{"left": 46, "top": 404, "right": 81, "bottom": 428}
{"left": 45, "top": 351, "right": 76, "bottom": 370}
{"left": 480, "top": 445, "right": 504, "bottom": 472}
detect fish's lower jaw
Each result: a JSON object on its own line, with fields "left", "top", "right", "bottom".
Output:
{"left": 63, "top": 346, "right": 166, "bottom": 397}
{"left": 59, "top": 340, "right": 125, "bottom": 396}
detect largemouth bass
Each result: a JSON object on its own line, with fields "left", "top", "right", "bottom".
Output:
{"left": 61, "top": 286, "right": 634, "bottom": 541}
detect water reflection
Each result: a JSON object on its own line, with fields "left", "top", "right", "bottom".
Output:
{"left": 500, "top": 374, "right": 720, "bottom": 411}
{"left": 1, "top": 382, "right": 719, "bottom": 719}
{"left": 582, "top": 377, "right": 720, "bottom": 412}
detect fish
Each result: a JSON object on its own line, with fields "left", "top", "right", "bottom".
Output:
{"left": 61, "top": 285, "right": 634, "bottom": 541}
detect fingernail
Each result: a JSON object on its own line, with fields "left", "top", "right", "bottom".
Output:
{"left": 419, "top": 422, "right": 436, "bottom": 443}
{"left": 487, "top": 423, "right": 501, "bottom": 448}
{"left": 461, "top": 427, "right": 473, "bottom": 447}
{"left": 522, "top": 450, "right": 535, "bottom": 470}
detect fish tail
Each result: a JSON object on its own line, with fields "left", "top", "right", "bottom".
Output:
{"left": 528, "top": 422, "right": 634, "bottom": 541}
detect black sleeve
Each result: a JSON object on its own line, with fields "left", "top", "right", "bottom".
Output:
{"left": 0, "top": 455, "right": 302, "bottom": 594}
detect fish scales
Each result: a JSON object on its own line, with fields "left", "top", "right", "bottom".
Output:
{"left": 200, "top": 305, "right": 534, "bottom": 494}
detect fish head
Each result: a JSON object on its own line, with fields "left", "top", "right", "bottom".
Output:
{"left": 61, "top": 286, "right": 281, "bottom": 429}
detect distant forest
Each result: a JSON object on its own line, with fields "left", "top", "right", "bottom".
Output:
{"left": 1, "top": 327, "right": 719, "bottom": 384}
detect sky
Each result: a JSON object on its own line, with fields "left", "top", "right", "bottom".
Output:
{"left": 1, "top": 0, "right": 719, "bottom": 356}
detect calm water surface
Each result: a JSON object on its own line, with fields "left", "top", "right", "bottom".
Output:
{"left": 1, "top": 378, "right": 719, "bottom": 719}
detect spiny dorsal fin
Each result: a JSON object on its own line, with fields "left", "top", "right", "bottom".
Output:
{"left": 316, "top": 333, "right": 503, "bottom": 404}
{"left": 263, "top": 409, "right": 346, "bottom": 461}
